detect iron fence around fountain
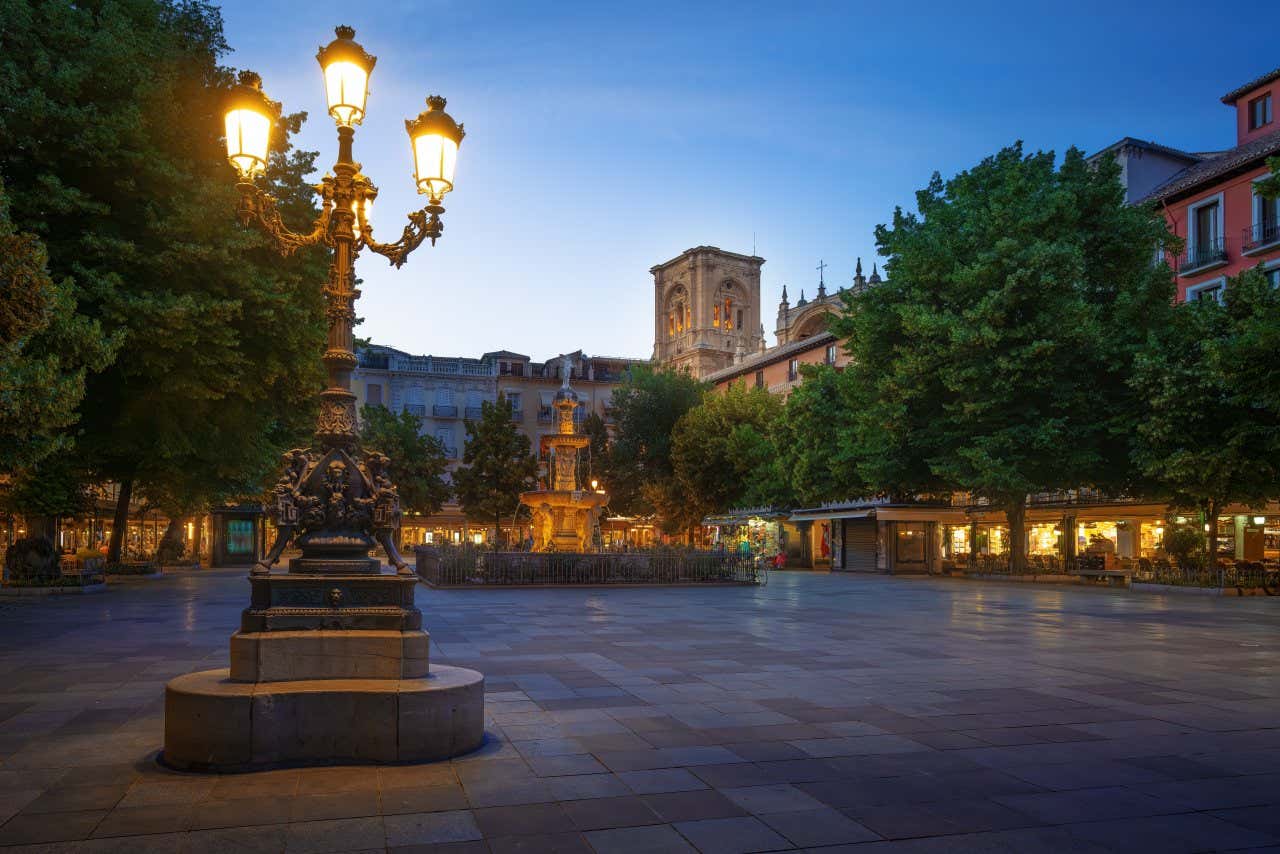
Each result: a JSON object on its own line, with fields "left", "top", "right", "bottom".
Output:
{"left": 414, "top": 546, "right": 760, "bottom": 587}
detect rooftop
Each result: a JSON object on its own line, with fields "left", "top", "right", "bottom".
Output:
{"left": 1137, "top": 127, "right": 1280, "bottom": 204}
{"left": 1221, "top": 66, "right": 1280, "bottom": 104}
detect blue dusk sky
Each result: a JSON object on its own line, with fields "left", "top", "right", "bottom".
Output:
{"left": 219, "top": 0, "right": 1274, "bottom": 360}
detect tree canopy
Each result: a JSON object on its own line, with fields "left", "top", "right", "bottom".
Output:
{"left": 1131, "top": 267, "right": 1280, "bottom": 563}
{"left": 0, "top": 0, "right": 328, "bottom": 553}
{"left": 832, "top": 143, "right": 1175, "bottom": 569}
{"left": 606, "top": 365, "right": 706, "bottom": 531}
{"left": 451, "top": 395, "right": 538, "bottom": 546}
{"left": 359, "top": 405, "right": 451, "bottom": 517}
{"left": 671, "top": 382, "right": 789, "bottom": 525}
{"left": 778, "top": 364, "right": 866, "bottom": 507}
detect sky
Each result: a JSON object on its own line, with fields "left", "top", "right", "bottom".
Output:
{"left": 218, "top": 0, "right": 1275, "bottom": 360}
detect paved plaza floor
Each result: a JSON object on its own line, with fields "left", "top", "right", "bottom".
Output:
{"left": 0, "top": 570, "right": 1278, "bottom": 853}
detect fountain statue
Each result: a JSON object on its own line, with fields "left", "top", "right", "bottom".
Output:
{"left": 519, "top": 357, "right": 608, "bottom": 551}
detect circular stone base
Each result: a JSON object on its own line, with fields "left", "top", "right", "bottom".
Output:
{"left": 162, "top": 664, "right": 484, "bottom": 772}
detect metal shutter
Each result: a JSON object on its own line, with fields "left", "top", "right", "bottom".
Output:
{"left": 841, "top": 518, "right": 878, "bottom": 573}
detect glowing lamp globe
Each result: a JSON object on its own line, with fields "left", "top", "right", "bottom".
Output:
{"left": 317, "top": 25, "right": 376, "bottom": 127}
{"left": 224, "top": 71, "right": 273, "bottom": 178}
{"left": 406, "top": 95, "right": 464, "bottom": 200}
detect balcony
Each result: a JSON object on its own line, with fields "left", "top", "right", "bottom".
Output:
{"left": 433, "top": 404, "right": 458, "bottom": 418}
{"left": 464, "top": 406, "right": 484, "bottom": 420}
{"left": 1243, "top": 222, "right": 1280, "bottom": 255}
{"left": 1177, "top": 237, "right": 1228, "bottom": 276}
{"left": 404, "top": 404, "right": 427, "bottom": 418}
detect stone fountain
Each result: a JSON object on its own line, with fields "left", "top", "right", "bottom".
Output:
{"left": 520, "top": 358, "right": 609, "bottom": 552}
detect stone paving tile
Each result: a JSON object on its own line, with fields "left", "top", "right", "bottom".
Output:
{"left": 760, "top": 807, "right": 881, "bottom": 847}
{"left": 2, "top": 570, "right": 1280, "bottom": 853}
{"left": 672, "top": 815, "right": 791, "bottom": 854}
{"left": 561, "top": 795, "right": 661, "bottom": 832}
{"left": 584, "top": 823, "right": 697, "bottom": 853}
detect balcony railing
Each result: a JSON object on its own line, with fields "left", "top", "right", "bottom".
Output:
{"left": 1243, "top": 222, "right": 1280, "bottom": 254}
{"left": 1177, "top": 237, "right": 1228, "bottom": 275}
{"left": 404, "top": 404, "right": 427, "bottom": 417}
{"left": 464, "top": 406, "right": 484, "bottom": 420}
{"left": 433, "top": 404, "right": 458, "bottom": 418}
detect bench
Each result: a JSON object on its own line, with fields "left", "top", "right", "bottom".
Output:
{"left": 1073, "top": 568, "right": 1132, "bottom": 587}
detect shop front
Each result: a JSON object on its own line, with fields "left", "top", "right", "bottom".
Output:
{"left": 703, "top": 509, "right": 787, "bottom": 562}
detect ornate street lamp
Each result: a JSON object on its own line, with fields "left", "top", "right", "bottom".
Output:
{"left": 224, "top": 26, "right": 465, "bottom": 578}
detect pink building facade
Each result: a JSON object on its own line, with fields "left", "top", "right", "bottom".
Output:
{"left": 1123, "top": 68, "right": 1280, "bottom": 301}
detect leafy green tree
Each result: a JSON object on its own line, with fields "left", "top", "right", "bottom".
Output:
{"left": 0, "top": 0, "right": 328, "bottom": 562}
{"left": 1, "top": 456, "right": 94, "bottom": 542}
{"left": 0, "top": 181, "right": 117, "bottom": 474}
{"left": 608, "top": 365, "right": 706, "bottom": 531}
{"left": 671, "top": 383, "right": 789, "bottom": 528}
{"left": 778, "top": 364, "right": 867, "bottom": 506}
{"left": 578, "top": 411, "right": 611, "bottom": 496}
{"left": 1256, "top": 156, "right": 1280, "bottom": 201}
{"left": 360, "top": 405, "right": 451, "bottom": 516}
{"left": 452, "top": 395, "right": 538, "bottom": 548}
{"left": 834, "top": 143, "right": 1175, "bottom": 571}
{"left": 1131, "top": 268, "right": 1280, "bottom": 564}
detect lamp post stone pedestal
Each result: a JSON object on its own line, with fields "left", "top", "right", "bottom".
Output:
{"left": 161, "top": 26, "right": 483, "bottom": 771}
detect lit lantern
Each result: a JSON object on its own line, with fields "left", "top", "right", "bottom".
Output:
{"left": 406, "top": 95, "right": 464, "bottom": 200}
{"left": 317, "top": 25, "right": 376, "bottom": 127}
{"left": 351, "top": 196, "right": 372, "bottom": 235}
{"left": 224, "top": 71, "right": 273, "bottom": 178}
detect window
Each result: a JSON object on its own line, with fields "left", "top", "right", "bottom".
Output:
{"left": 366, "top": 383, "right": 382, "bottom": 406}
{"left": 723, "top": 298, "right": 733, "bottom": 329}
{"left": 435, "top": 387, "right": 453, "bottom": 406}
{"left": 1187, "top": 279, "right": 1225, "bottom": 303}
{"left": 1249, "top": 93, "right": 1273, "bottom": 131}
{"left": 1194, "top": 201, "right": 1219, "bottom": 252}
{"left": 754, "top": 370, "right": 764, "bottom": 389}
{"left": 467, "top": 389, "right": 483, "bottom": 408}
{"left": 713, "top": 304, "right": 721, "bottom": 327}
{"left": 435, "top": 426, "right": 454, "bottom": 454}
{"left": 825, "top": 344, "right": 837, "bottom": 365}
{"left": 787, "top": 358, "right": 799, "bottom": 382}
{"left": 736, "top": 309, "right": 743, "bottom": 330}
{"left": 507, "top": 392, "right": 521, "bottom": 412}
{"left": 1266, "top": 267, "right": 1280, "bottom": 289}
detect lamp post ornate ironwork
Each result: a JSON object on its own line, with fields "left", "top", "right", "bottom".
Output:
{"left": 224, "top": 26, "right": 464, "bottom": 579}
{"left": 161, "top": 26, "right": 484, "bottom": 773}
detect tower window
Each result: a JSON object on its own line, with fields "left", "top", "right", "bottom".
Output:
{"left": 713, "top": 304, "right": 720, "bottom": 327}
{"left": 736, "top": 309, "right": 743, "bottom": 331}
{"left": 723, "top": 298, "right": 733, "bottom": 329}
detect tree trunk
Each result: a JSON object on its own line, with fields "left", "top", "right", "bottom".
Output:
{"left": 192, "top": 513, "right": 204, "bottom": 564}
{"left": 107, "top": 478, "right": 133, "bottom": 564}
{"left": 1007, "top": 496, "right": 1028, "bottom": 574}
{"left": 158, "top": 517, "right": 184, "bottom": 565}
{"left": 1205, "top": 498, "right": 1222, "bottom": 572}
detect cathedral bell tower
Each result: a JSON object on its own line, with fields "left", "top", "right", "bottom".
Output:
{"left": 651, "top": 246, "right": 764, "bottom": 379}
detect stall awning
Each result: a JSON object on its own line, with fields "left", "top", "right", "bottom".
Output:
{"left": 789, "top": 508, "right": 874, "bottom": 522}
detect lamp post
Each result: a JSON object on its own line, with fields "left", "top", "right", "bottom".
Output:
{"left": 224, "top": 25, "right": 464, "bottom": 577}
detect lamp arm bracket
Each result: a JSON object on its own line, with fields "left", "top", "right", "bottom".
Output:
{"left": 359, "top": 204, "right": 443, "bottom": 269}
{"left": 236, "top": 182, "right": 334, "bottom": 256}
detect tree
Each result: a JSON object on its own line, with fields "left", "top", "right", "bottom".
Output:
{"left": 608, "top": 365, "right": 706, "bottom": 531}
{"left": 833, "top": 143, "right": 1175, "bottom": 571}
{"left": 451, "top": 395, "right": 538, "bottom": 548}
{"left": 1131, "top": 268, "right": 1280, "bottom": 565}
{"left": 578, "top": 411, "right": 611, "bottom": 496}
{"left": 778, "top": 364, "right": 867, "bottom": 507}
{"left": 0, "top": 181, "right": 117, "bottom": 474}
{"left": 359, "top": 405, "right": 451, "bottom": 516}
{"left": 1256, "top": 156, "right": 1280, "bottom": 201}
{"left": 671, "top": 383, "right": 789, "bottom": 527}
{"left": 0, "top": 0, "right": 328, "bottom": 562}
